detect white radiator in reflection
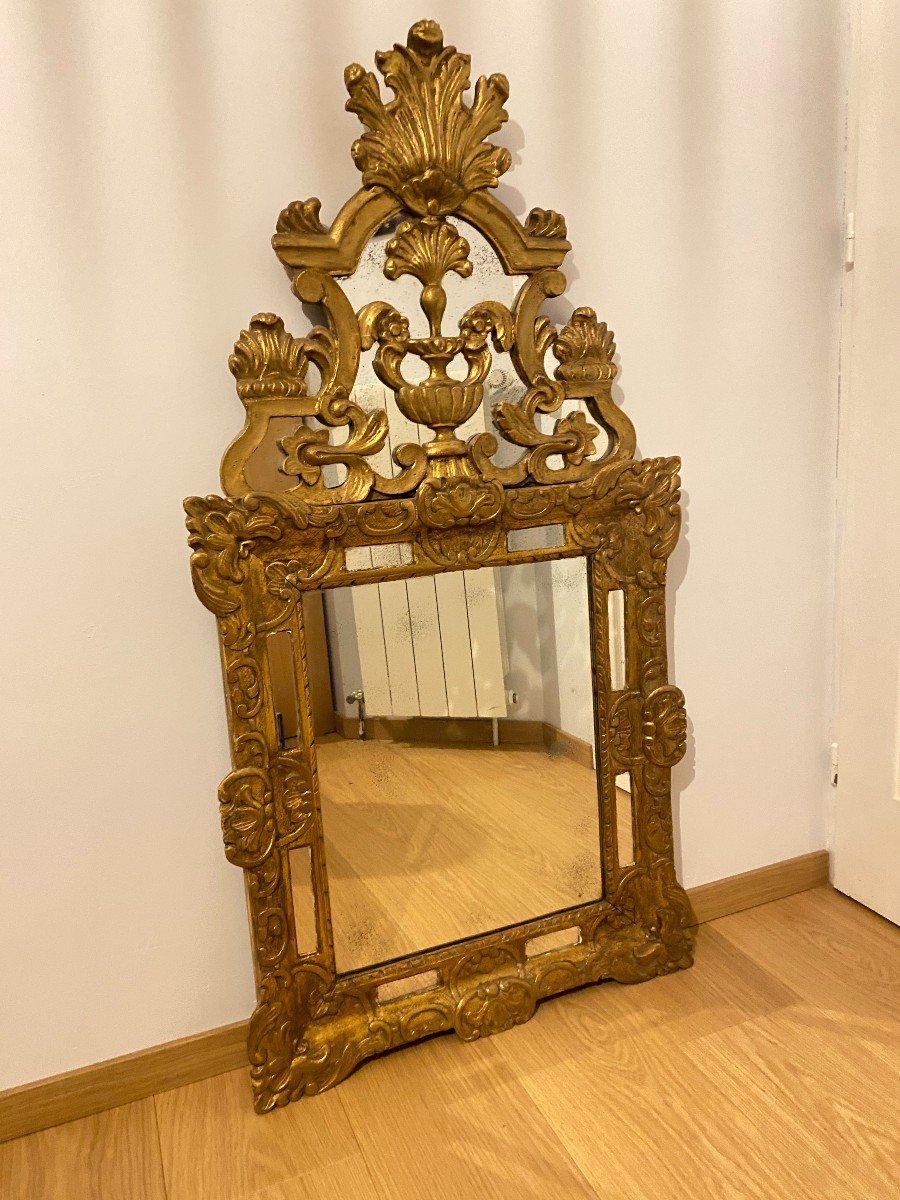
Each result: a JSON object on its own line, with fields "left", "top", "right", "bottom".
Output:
{"left": 344, "top": 379, "right": 508, "bottom": 721}
{"left": 349, "top": 555, "right": 507, "bottom": 720}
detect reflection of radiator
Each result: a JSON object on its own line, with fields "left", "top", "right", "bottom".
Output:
{"left": 325, "top": 222, "right": 518, "bottom": 722}
{"left": 343, "top": 378, "right": 507, "bottom": 721}
{"left": 348, "top": 555, "right": 507, "bottom": 719}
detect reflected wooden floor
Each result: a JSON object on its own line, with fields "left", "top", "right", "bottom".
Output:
{"left": 315, "top": 738, "right": 607, "bottom": 972}
{"left": 3, "top": 888, "right": 898, "bottom": 1199}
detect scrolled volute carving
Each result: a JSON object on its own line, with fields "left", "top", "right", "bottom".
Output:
{"left": 276, "top": 198, "right": 326, "bottom": 236}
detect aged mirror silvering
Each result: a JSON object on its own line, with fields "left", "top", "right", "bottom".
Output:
{"left": 186, "top": 19, "right": 693, "bottom": 1114}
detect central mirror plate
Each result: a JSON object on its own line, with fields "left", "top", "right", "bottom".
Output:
{"left": 315, "top": 557, "right": 605, "bottom": 974}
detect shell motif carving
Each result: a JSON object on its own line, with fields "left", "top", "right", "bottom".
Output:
{"left": 525, "top": 207, "right": 568, "bottom": 239}
{"left": 453, "top": 978, "right": 536, "bottom": 1041}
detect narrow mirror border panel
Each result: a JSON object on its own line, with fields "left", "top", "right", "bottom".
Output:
{"left": 185, "top": 19, "right": 692, "bottom": 1113}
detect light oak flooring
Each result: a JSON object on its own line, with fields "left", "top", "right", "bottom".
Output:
{"left": 316, "top": 739, "right": 614, "bottom": 972}
{"left": 3, "top": 886, "right": 898, "bottom": 1199}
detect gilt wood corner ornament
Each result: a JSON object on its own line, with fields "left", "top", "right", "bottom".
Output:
{"left": 185, "top": 20, "right": 693, "bottom": 1113}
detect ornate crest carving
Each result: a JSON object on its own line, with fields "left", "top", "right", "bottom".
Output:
{"left": 219, "top": 19, "right": 641, "bottom": 504}
{"left": 345, "top": 19, "right": 511, "bottom": 217}
{"left": 185, "top": 18, "right": 692, "bottom": 1116}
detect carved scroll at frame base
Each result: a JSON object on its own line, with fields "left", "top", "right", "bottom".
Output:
{"left": 248, "top": 868, "right": 693, "bottom": 1112}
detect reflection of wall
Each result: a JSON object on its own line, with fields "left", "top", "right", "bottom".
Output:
{"left": 323, "top": 589, "right": 361, "bottom": 717}
{"left": 548, "top": 560, "right": 594, "bottom": 746}
{"left": 496, "top": 563, "right": 544, "bottom": 722}
{"left": 325, "top": 565, "right": 507, "bottom": 721}
{"left": 497, "top": 560, "right": 594, "bottom": 747}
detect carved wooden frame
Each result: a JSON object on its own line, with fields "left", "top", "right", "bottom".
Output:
{"left": 185, "top": 20, "right": 693, "bottom": 1113}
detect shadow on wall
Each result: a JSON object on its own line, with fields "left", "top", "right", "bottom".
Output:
{"left": 667, "top": 486, "right": 695, "bottom": 881}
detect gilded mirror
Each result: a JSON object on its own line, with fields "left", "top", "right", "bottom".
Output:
{"left": 186, "top": 19, "right": 693, "bottom": 1114}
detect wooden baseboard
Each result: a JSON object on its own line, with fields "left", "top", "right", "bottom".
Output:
{"left": 687, "top": 849, "right": 830, "bottom": 924}
{"left": 0, "top": 1021, "right": 249, "bottom": 1146}
{"left": 329, "top": 713, "right": 595, "bottom": 770}
{"left": 331, "top": 711, "right": 547, "bottom": 748}
{"left": 0, "top": 849, "right": 829, "bottom": 1144}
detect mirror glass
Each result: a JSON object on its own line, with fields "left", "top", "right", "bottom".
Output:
{"left": 615, "top": 772, "right": 635, "bottom": 867}
{"left": 315, "top": 557, "right": 602, "bottom": 973}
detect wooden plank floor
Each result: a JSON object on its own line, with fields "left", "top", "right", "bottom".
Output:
{"left": 3, "top": 886, "right": 898, "bottom": 1199}
{"left": 316, "top": 739, "right": 611, "bottom": 972}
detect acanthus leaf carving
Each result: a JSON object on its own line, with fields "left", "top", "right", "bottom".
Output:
{"left": 271, "top": 755, "right": 315, "bottom": 839}
{"left": 553, "top": 308, "right": 617, "bottom": 383}
{"left": 525, "top": 207, "right": 568, "bottom": 239}
{"left": 417, "top": 477, "right": 503, "bottom": 530}
{"left": 186, "top": 495, "right": 285, "bottom": 586}
{"left": 416, "top": 477, "right": 504, "bottom": 566}
{"left": 229, "top": 314, "right": 311, "bottom": 399}
{"left": 453, "top": 978, "right": 535, "bottom": 1040}
{"left": 345, "top": 20, "right": 511, "bottom": 217}
{"left": 609, "top": 691, "right": 644, "bottom": 767}
{"left": 615, "top": 458, "right": 681, "bottom": 568}
{"left": 275, "top": 198, "right": 327, "bottom": 237}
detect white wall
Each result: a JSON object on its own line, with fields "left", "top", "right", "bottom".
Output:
{"left": 0, "top": 0, "right": 844, "bottom": 1089}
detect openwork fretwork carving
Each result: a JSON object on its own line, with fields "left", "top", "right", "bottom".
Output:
{"left": 221, "top": 18, "right": 636, "bottom": 505}
{"left": 186, "top": 19, "right": 692, "bottom": 1115}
